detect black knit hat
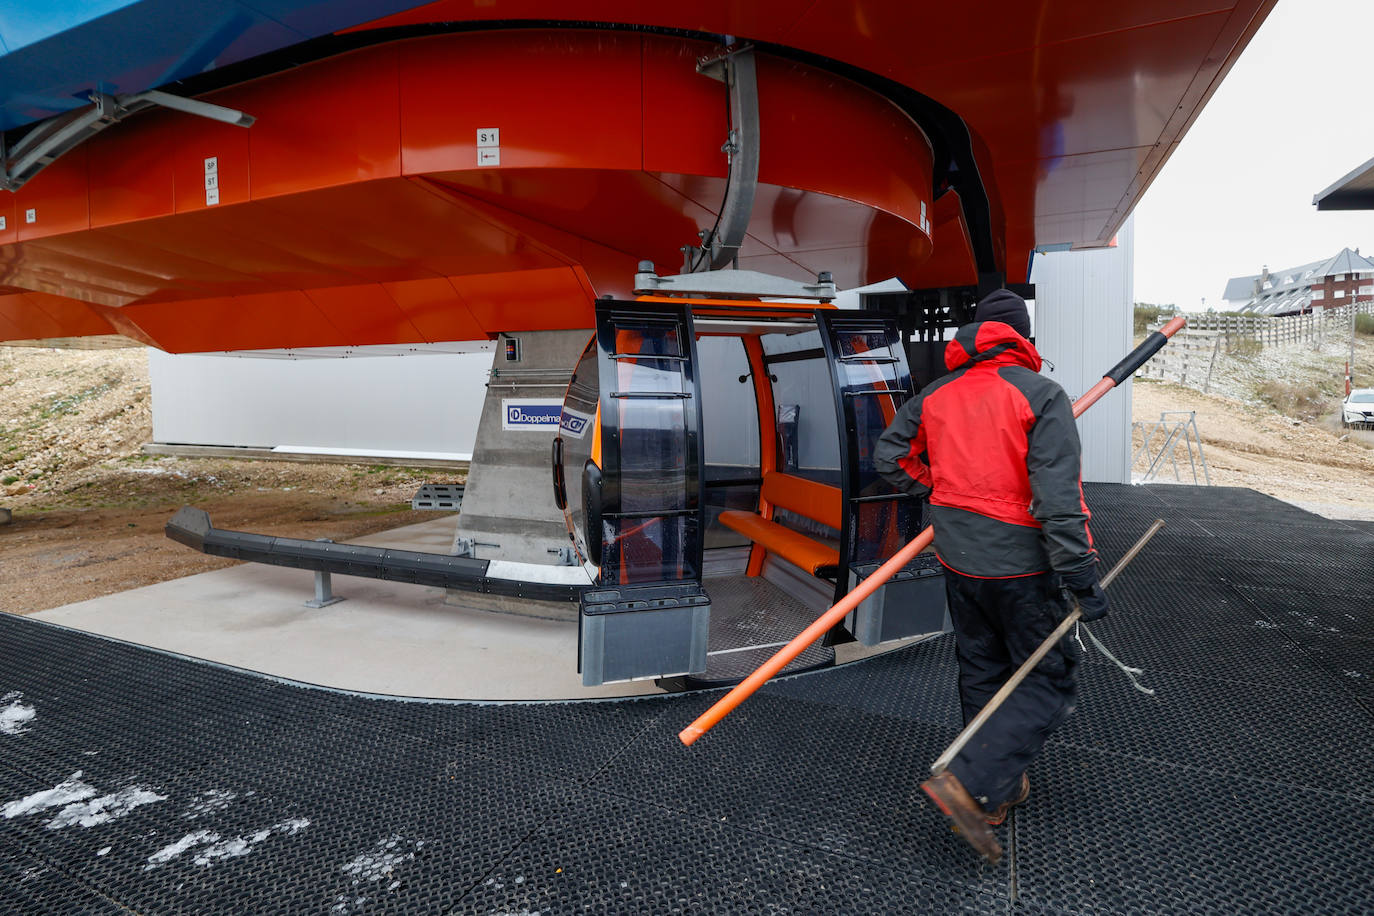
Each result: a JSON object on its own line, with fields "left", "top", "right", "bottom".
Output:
{"left": 973, "top": 289, "right": 1031, "bottom": 339}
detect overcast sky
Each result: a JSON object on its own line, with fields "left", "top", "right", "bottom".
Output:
{"left": 1132, "top": 0, "right": 1374, "bottom": 310}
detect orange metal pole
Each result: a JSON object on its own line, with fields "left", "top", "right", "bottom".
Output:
{"left": 678, "top": 315, "right": 1187, "bottom": 746}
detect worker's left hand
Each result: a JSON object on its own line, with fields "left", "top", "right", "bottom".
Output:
{"left": 1061, "top": 567, "right": 1109, "bottom": 621}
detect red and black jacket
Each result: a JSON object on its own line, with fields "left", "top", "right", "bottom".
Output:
{"left": 875, "top": 321, "right": 1097, "bottom": 579}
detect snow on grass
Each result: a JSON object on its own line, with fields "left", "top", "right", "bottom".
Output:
{"left": 0, "top": 691, "right": 36, "bottom": 735}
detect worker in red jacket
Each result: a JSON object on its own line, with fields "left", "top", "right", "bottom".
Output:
{"left": 874, "top": 289, "right": 1106, "bottom": 829}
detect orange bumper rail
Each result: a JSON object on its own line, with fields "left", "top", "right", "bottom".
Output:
{"left": 678, "top": 315, "right": 1187, "bottom": 746}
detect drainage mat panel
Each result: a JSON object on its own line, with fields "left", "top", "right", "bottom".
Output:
{"left": 1056, "top": 667, "right": 1374, "bottom": 796}
{"left": 1079, "top": 601, "right": 1337, "bottom": 694}
{"left": 590, "top": 691, "right": 1009, "bottom": 882}
{"left": 0, "top": 842, "right": 125, "bottom": 916}
{"left": 1141, "top": 484, "right": 1312, "bottom": 514}
{"left": 1, "top": 742, "right": 578, "bottom": 916}
{"left": 1277, "top": 630, "right": 1374, "bottom": 692}
{"left": 1013, "top": 741, "right": 1374, "bottom": 916}
{"left": 1227, "top": 556, "right": 1374, "bottom": 596}
{"left": 460, "top": 788, "right": 1009, "bottom": 915}
{"left": 1082, "top": 482, "right": 1167, "bottom": 507}
{"left": 1236, "top": 585, "right": 1374, "bottom": 642}
{"left": 308, "top": 690, "right": 672, "bottom": 784}
{"left": 761, "top": 635, "right": 964, "bottom": 729}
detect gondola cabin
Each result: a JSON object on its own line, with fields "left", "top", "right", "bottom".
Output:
{"left": 554, "top": 286, "right": 951, "bottom": 686}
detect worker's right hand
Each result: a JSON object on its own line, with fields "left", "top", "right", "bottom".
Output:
{"left": 1061, "top": 567, "right": 1109, "bottom": 622}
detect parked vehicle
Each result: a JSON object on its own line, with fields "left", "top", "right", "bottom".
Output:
{"left": 1342, "top": 388, "right": 1374, "bottom": 429}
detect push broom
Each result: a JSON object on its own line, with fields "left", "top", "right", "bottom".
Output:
{"left": 678, "top": 315, "right": 1187, "bottom": 749}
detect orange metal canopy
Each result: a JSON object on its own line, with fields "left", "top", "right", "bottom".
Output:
{"left": 0, "top": 3, "right": 1274, "bottom": 351}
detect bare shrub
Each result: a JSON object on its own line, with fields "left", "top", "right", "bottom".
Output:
{"left": 1257, "top": 380, "right": 1327, "bottom": 420}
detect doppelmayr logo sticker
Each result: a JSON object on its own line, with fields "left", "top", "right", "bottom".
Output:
{"left": 501, "top": 399, "right": 564, "bottom": 432}
{"left": 560, "top": 407, "right": 594, "bottom": 440}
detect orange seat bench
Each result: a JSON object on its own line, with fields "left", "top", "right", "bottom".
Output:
{"left": 719, "top": 472, "right": 842, "bottom": 576}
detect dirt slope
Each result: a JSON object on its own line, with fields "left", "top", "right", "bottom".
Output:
{"left": 1, "top": 347, "right": 459, "bottom": 616}
{"left": 1131, "top": 333, "right": 1374, "bottom": 519}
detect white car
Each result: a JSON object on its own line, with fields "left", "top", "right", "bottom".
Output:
{"left": 1343, "top": 388, "right": 1374, "bottom": 429}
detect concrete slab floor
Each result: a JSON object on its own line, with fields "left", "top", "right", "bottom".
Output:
{"left": 32, "top": 512, "right": 918, "bottom": 701}
{"left": 32, "top": 514, "right": 664, "bottom": 701}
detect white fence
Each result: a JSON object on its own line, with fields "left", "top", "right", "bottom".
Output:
{"left": 1134, "top": 329, "right": 1222, "bottom": 391}
{"left": 1180, "top": 302, "right": 1373, "bottom": 349}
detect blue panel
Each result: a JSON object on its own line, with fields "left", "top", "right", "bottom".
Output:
{"left": 0, "top": 1, "right": 141, "bottom": 54}
{"left": 0, "top": 0, "right": 428, "bottom": 132}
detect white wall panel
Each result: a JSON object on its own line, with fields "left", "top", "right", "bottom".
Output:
{"left": 149, "top": 347, "right": 496, "bottom": 460}
{"left": 1031, "top": 217, "right": 1135, "bottom": 483}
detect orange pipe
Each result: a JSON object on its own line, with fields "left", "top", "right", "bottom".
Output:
{"left": 678, "top": 315, "right": 1187, "bottom": 746}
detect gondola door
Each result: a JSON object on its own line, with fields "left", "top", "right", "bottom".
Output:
{"left": 577, "top": 300, "right": 711, "bottom": 685}
{"left": 816, "top": 313, "right": 950, "bottom": 644}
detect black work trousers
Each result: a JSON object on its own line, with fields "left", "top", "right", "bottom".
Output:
{"left": 944, "top": 568, "right": 1080, "bottom": 809}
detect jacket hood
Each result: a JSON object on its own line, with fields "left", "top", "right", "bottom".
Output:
{"left": 944, "top": 321, "right": 1042, "bottom": 373}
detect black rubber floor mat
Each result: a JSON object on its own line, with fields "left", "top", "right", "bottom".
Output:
{"left": 2, "top": 483, "right": 1372, "bottom": 914}
{"left": 1013, "top": 741, "right": 1374, "bottom": 915}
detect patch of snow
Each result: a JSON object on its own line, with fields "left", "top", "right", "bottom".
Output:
{"left": 193, "top": 837, "right": 253, "bottom": 865}
{"left": 145, "top": 818, "right": 311, "bottom": 870}
{"left": 182, "top": 788, "right": 237, "bottom": 820}
{"left": 45, "top": 786, "right": 166, "bottom": 829}
{"left": 332, "top": 836, "right": 420, "bottom": 914}
{"left": 0, "top": 692, "right": 36, "bottom": 735}
{"left": 3, "top": 772, "right": 96, "bottom": 819}
{"left": 147, "top": 830, "right": 220, "bottom": 867}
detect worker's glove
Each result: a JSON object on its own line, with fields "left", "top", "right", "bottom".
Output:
{"left": 1060, "top": 566, "right": 1109, "bottom": 622}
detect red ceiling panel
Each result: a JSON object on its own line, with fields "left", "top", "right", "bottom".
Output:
{"left": 13, "top": 145, "right": 89, "bottom": 242}
{"left": 118, "top": 290, "right": 341, "bottom": 352}
{"left": 169, "top": 113, "right": 253, "bottom": 215}
{"left": 0, "top": 194, "right": 15, "bottom": 246}
{"left": 232, "top": 45, "right": 404, "bottom": 200}
{"left": 399, "top": 30, "right": 644, "bottom": 176}
{"left": 304, "top": 283, "right": 428, "bottom": 345}
{"left": 384, "top": 276, "right": 487, "bottom": 343}
{"left": 454, "top": 267, "right": 597, "bottom": 334}
{"left": 87, "top": 111, "right": 178, "bottom": 228}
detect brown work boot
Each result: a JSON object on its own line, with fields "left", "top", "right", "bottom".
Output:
{"left": 921, "top": 771, "right": 1003, "bottom": 863}
{"left": 983, "top": 773, "right": 1031, "bottom": 827}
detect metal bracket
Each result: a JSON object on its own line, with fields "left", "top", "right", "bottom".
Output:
{"left": 682, "top": 44, "right": 760, "bottom": 273}
{"left": 2, "top": 89, "right": 254, "bottom": 192}
{"left": 548, "top": 546, "right": 579, "bottom": 567}
{"left": 635, "top": 262, "right": 836, "bottom": 302}
{"left": 304, "top": 539, "right": 345, "bottom": 608}
{"left": 453, "top": 536, "right": 501, "bottom": 559}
